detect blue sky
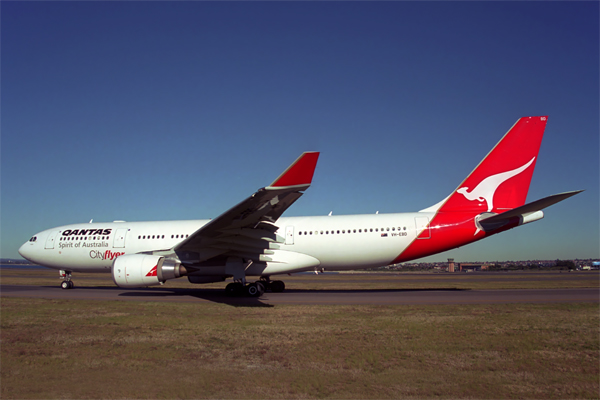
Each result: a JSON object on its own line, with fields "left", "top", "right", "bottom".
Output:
{"left": 2, "top": 2, "right": 598, "bottom": 262}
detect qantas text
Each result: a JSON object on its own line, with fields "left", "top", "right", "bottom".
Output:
{"left": 62, "top": 229, "right": 112, "bottom": 236}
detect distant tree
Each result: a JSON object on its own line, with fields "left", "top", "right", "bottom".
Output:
{"left": 554, "top": 259, "right": 576, "bottom": 270}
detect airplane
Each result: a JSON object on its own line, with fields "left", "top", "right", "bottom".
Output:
{"left": 19, "top": 116, "right": 582, "bottom": 297}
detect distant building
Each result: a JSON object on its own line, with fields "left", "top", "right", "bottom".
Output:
{"left": 459, "top": 263, "right": 489, "bottom": 272}
{"left": 448, "top": 258, "right": 455, "bottom": 273}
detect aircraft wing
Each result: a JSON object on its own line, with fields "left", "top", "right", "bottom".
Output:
{"left": 173, "top": 152, "right": 319, "bottom": 264}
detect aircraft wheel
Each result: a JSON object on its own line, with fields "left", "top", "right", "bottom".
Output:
{"left": 245, "top": 282, "right": 263, "bottom": 297}
{"left": 259, "top": 280, "right": 271, "bottom": 291}
{"left": 271, "top": 280, "right": 285, "bottom": 292}
{"left": 255, "top": 281, "right": 265, "bottom": 293}
{"left": 225, "top": 282, "right": 244, "bottom": 297}
{"left": 61, "top": 281, "right": 70, "bottom": 290}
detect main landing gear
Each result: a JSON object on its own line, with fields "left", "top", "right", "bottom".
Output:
{"left": 225, "top": 277, "right": 285, "bottom": 297}
{"left": 60, "top": 270, "right": 74, "bottom": 289}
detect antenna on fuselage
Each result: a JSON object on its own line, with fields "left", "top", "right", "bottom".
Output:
{"left": 89, "top": 219, "right": 93, "bottom": 223}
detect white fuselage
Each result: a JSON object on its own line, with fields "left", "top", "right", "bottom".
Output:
{"left": 18, "top": 212, "right": 431, "bottom": 276}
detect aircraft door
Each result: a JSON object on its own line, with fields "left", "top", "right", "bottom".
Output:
{"left": 113, "top": 228, "right": 128, "bottom": 248}
{"left": 415, "top": 217, "right": 431, "bottom": 239}
{"left": 45, "top": 231, "right": 60, "bottom": 249}
{"left": 285, "top": 226, "right": 294, "bottom": 245}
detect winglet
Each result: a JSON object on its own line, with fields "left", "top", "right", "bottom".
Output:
{"left": 269, "top": 152, "right": 320, "bottom": 188}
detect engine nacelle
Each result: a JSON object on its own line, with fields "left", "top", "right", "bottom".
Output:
{"left": 111, "top": 254, "right": 187, "bottom": 288}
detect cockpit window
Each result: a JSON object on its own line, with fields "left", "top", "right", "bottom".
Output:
{"left": 29, "top": 236, "right": 37, "bottom": 242}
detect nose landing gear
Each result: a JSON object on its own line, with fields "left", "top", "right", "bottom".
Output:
{"left": 60, "top": 270, "right": 74, "bottom": 289}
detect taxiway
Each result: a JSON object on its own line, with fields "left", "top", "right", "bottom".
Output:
{"left": 2, "top": 284, "right": 598, "bottom": 306}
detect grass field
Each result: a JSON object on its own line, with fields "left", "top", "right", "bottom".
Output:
{"left": 2, "top": 296, "right": 599, "bottom": 399}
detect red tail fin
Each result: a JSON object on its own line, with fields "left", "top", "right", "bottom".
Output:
{"left": 394, "top": 116, "right": 548, "bottom": 263}
{"left": 439, "top": 116, "right": 547, "bottom": 213}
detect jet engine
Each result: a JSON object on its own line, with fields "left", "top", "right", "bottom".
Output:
{"left": 111, "top": 254, "right": 187, "bottom": 288}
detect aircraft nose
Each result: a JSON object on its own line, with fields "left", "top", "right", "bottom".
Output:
{"left": 19, "top": 242, "right": 31, "bottom": 260}
{"left": 19, "top": 237, "right": 38, "bottom": 263}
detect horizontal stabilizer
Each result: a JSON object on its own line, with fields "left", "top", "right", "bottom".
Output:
{"left": 479, "top": 190, "right": 583, "bottom": 226}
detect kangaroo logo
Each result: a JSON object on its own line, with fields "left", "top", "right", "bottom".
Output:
{"left": 457, "top": 157, "right": 535, "bottom": 212}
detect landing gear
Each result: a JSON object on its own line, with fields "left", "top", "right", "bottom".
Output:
{"left": 270, "top": 280, "right": 285, "bottom": 293}
{"left": 223, "top": 259, "right": 285, "bottom": 297}
{"left": 225, "top": 281, "right": 265, "bottom": 297}
{"left": 225, "top": 278, "right": 285, "bottom": 297}
{"left": 225, "top": 282, "right": 244, "bottom": 296}
{"left": 245, "top": 282, "right": 264, "bottom": 297}
{"left": 60, "top": 270, "right": 74, "bottom": 289}
{"left": 61, "top": 281, "right": 74, "bottom": 289}
{"left": 259, "top": 277, "right": 285, "bottom": 293}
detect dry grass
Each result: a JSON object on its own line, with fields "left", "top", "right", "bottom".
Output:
{"left": 1, "top": 298, "right": 598, "bottom": 399}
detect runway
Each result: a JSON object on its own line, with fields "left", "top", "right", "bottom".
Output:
{"left": 2, "top": 284, "right": 598, "bottom": 306}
